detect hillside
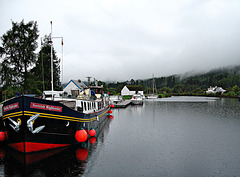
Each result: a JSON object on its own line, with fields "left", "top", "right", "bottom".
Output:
{"left": 107, "top": 65, "right": 240, "bottom": 96}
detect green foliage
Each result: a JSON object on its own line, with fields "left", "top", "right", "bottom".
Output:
{"left": 0, "top": 20, "right": 39, "bottom": 94}
{"left": 158, "top": 94, "right": 171, "bottom": 98}
{"left": 31, "top": 36, "right": 61, "bottom": 92}
{"left": 122, "top": 95, "right": 132, "bottom": 99}
{"left": 192, "top": 87, "right": 203, "bottom": 94}
{"left": 232, "top": 85, "right": 240, "bottom": 94}
{"left": 2, "top": 86, "right": 23, "bottom": 100}
{"left": 159, "top": 87, "right": 172, "bottom": 93}
{"left": 0, "top": 20, "right": 64, "bottom": 99}
{"left": 173, "top": 84, "right": 185, "bottom": 93}
{"left": 224, "top": 91, "right": 237, "bottom": 97}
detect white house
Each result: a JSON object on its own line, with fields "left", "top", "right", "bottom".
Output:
{"left": 206, "top": 86, "right": 226, "bottom": 94}
{"left": 121, "top": 86, "right": 144, "bottom": 96}
{"left": 63, "top": 79, "right": 87, "bottom": 97}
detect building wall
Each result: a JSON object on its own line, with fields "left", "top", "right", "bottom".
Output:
{"left": 121, "top": 86, "right": 130, "bottom": 96}
{"left": 63, "top": 81, "right": 81, "bottom": 95}
{"left": 121, "top": 86, "right": 144, "bottom": 96}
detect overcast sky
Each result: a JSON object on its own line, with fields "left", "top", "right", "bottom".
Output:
{"left": 1, "top": 0, "right": 240, "bottom": 82}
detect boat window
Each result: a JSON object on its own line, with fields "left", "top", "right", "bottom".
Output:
{"left": 77, "top": 106, "right": 83, "bottom": 112}
{"left": 84, "top": 102, "right": 86, "bottom": 111}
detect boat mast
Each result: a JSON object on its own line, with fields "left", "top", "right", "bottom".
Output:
{"left": 152, "top": 74, "right": 155, "bottom": 94}
{"left": 50, "top": 21, "right": 54, "bottom": 99}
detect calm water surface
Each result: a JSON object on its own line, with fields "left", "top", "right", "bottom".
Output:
{"left": 1, "top": 96, "right": 240, "bottom": 176}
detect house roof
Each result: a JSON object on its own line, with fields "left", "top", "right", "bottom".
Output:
{"left": 64, "top": 79, "right": 87, "bottom": 90}
{"left": 125, "top": 85, "right": 143, "bottom": 91}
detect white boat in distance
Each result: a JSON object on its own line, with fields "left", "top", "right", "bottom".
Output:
{"left": 147, "top": 94, "right": 158, "bottom": 99}
{"left": 131, "top": 94, "right": 143, "bottom": 105}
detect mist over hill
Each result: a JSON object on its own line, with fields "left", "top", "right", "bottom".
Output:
{"left": 153, "top": 65, "right": 240, "bottom": 90}
{"left": 105, "top": 65, "right": 240, "bottom": 95}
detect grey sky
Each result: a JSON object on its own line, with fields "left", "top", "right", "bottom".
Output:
{"left": 1, "top": 0, "right": 240, "bottom": 82}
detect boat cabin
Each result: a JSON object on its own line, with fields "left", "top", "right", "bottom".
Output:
{"left": 43, "top": 91, "right": 63, "bottom": 99}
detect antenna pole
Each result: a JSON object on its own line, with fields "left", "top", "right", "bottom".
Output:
{"left": 62, "top": 38, "right": 63, "bottom": 84}
{"left": 50, "top": 21, "right": 54, "bottom": 99}
{"left": 86, "top": 76, "right": 92, "bottom": 87}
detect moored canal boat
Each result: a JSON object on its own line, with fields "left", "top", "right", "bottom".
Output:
{"left": 1, "top": 90, "right": 112, "bottom": 153}
{"left": 131, "top": 94, "right": 143, "bottom": 105}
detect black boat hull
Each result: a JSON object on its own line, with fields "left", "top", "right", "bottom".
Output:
{"left": 2, "top": 96, "right": 110, "bottom": 153}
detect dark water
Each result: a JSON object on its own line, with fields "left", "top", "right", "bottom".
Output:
{"left": 1, "top": 96, "right": 240, "bottom": 176}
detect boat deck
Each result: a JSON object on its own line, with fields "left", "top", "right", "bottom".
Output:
{"left": 59, "top": 101, "right": 76, "bottom": 109}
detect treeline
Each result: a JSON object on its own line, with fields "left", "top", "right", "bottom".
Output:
{"left": 106, "top": 66, "right": 240, "bottom": 98}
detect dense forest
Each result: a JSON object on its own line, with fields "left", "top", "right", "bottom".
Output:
{"left": 105, "top": 65, "right": 240, "bottom": 98}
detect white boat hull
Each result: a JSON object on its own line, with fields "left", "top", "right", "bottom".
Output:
{"left": 147, "top": 95, "right": 158, "bottom": 99}
{"left": 131, "top": 100, "right": 143, "bottom": 105}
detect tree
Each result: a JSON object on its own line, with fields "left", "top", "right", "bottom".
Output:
{"left": 31, "top": 35, "right": 61, "bottom": 92}
{"left": 159, "top": 87, "right": 172, "bottom": 94}
{"left": 232, "top": 85, "right": 240, "bottom": 94}
{"left": 130, "top": 79, "right": 135, "bottom": 85}
{"left": 192, "top": 87, "right": 203, "bottom": 94}
{"left": 0, "top": 20, "right": 39, "bottom": 94}
{"left": 173, "top": 84, "right": 185, "bottom": 93}
{"left": 167, "top": 76, "right": 176, "bottom": 88}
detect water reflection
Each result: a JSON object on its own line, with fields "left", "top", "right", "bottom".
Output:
{"left": 0, "top": 116, "right": 113, "bottom": 177}
{"left": 82, "top": 97, "right": 240, "bottom": 177}
{"left": 156, "top": 96, "right": 219, "bottom": 102}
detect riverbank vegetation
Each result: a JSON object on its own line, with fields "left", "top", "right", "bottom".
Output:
{"left": 104, "top": 66, "right": 240, "bottom": 99}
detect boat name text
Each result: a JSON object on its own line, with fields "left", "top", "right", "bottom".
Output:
{"left": 30, "top": 102, "right": 62, "bottom": 112}
{"left": 3, "top": 103, "right": 19, "bottom": 112}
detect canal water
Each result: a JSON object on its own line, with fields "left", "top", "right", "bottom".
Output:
{"left": 1, "top": 96, "right": 240, "bottom": 176}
